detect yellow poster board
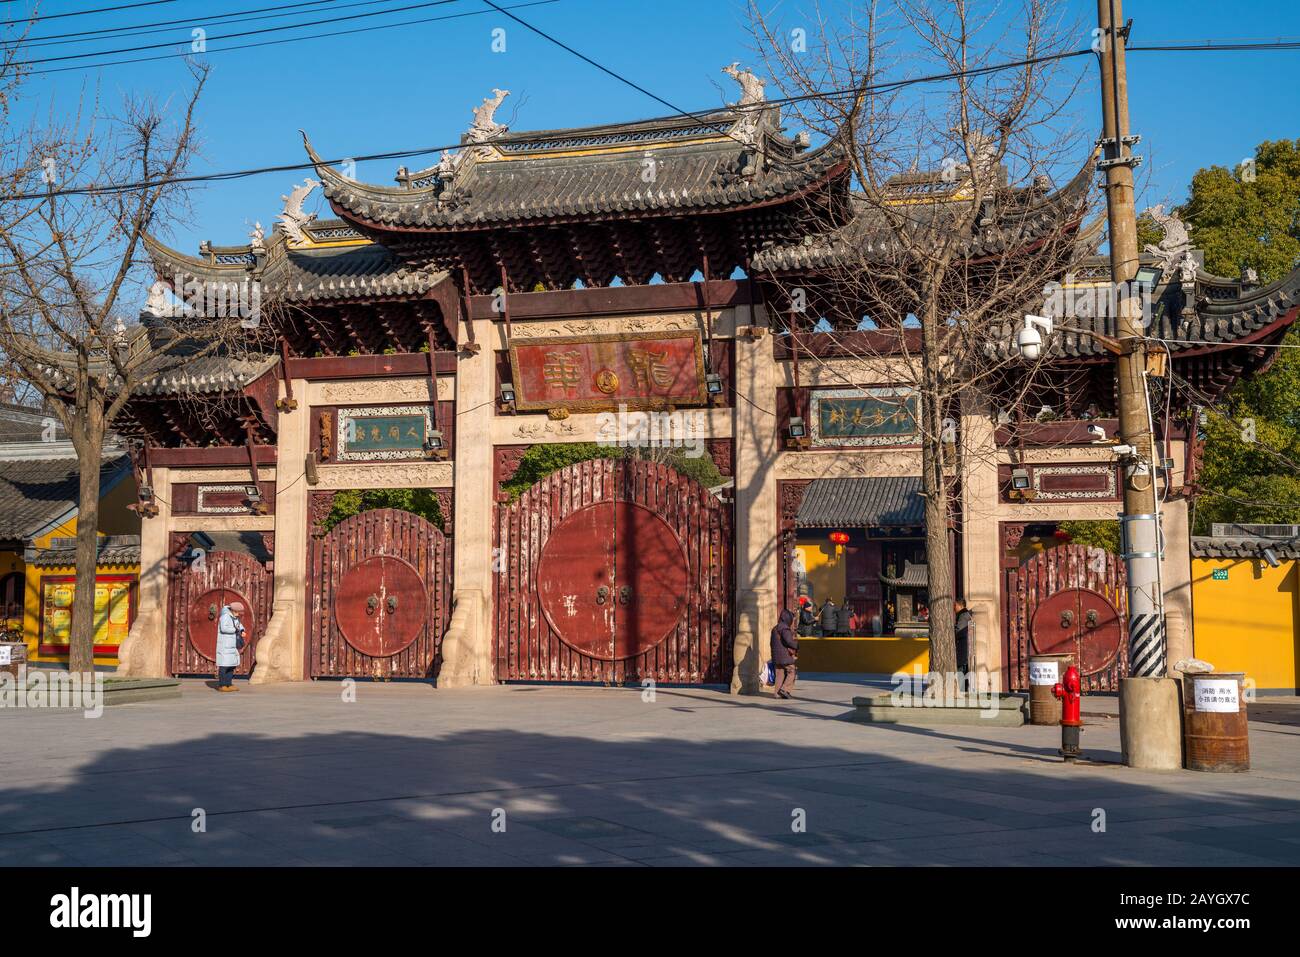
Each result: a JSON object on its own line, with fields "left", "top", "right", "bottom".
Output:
{"left": 39, "top": 575, "right": 134, "bottom": 654}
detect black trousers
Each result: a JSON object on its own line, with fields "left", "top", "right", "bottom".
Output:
{"left": 218, "top": 666, "right": 235, "bottom": 688}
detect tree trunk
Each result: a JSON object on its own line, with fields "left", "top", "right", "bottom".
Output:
{"left": 920, "top": 299, "right": 956, "bottom": 679}
{"left": 68, "top": 401, "right": 106, "bottom": 675}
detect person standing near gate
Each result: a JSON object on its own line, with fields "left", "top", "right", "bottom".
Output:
{"left": 954, "top": 598, "right": 973, "bottom": 678}
{"left": 215, "top": 601, "right": 247, "bottom": 693}
{"left": 798, "top": 596, "right": 817, "bottom": 637}
{"left": 770, "top": 607, "right": 799, "bottom": 699}
{"left": 818, "top": 596, "right": 839, "bottom": 639}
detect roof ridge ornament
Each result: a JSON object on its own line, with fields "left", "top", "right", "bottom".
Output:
{"left": 722, "top": 62, "right": 766, "bottom": 108}
{"left": 722, "top": 63, "right": 768, "bottom": 176}
{"left": 1143, "top": 203, "right": 1198, "bottom": 288}
{"left": 278, "top": 178, "right": 319, "bottom": 244}
{"left": 430, "top": 88, "right": 511, "bottom": 202}
{"left": 468, "top": 88, "right": 511, "bottom": 143}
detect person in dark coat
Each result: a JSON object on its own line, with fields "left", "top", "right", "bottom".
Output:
{"left": 770, "top": 608, "right": 799, "bottom": 699}
{"left": 797, "top": 597, "right": 817, "bottom": 637}
{"left": 818, "top": 597, "right": 839, "bottom": 639}
{"left": 954, "top": 599, "right": 973, "bottom": 677}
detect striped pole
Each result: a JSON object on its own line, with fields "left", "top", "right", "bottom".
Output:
{"left": 1121, "top": 511, "right": 1166, "bottom": 678}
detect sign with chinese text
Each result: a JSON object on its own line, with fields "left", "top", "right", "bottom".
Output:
{"left": 509, "top": 331, "right": 706, "bottom": 412}
{"left": 1029, "top": 660, "right": 1060, "bottom": 686}
{"left": 39, "top": 575, "right": 134, "bottom": 656}
{"left": 1193, "top": 677, "right": 1241, "bottom": 713}
{"left": 337, "top": 406, "right": 433, "bottom": 461}
{"left": 810, "top": 387, "right": 919, "bottom": 447}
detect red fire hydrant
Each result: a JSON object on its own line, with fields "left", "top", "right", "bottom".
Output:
{"left": 1052, "top": 665, "right": 1083, "bottom": 762}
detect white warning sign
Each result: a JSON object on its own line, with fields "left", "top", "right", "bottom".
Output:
{"left": 1029, "top": 660, "right": 1060, "bottom": 686}
{"left": 1193, "top": 678, "right": 1240, "bottom": 713}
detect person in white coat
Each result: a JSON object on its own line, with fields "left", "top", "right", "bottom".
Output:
{"left": 215, "top": 601, "right": 246, "bottom": 692}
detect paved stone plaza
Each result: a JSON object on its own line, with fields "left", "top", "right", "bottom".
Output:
{"left": 2, "top": 676, "right": 1298, "bottom": 866}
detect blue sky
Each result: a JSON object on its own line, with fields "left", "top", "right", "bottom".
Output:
{"left": 6, "top": 0, "right": 1299, "bottom": 264}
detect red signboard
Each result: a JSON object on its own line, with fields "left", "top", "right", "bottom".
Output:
{"left": 509, "top": 331, "right": 706, "bottom": 412}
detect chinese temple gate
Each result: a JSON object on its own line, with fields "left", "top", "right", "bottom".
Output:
{"left": 106, "top": 72, "right": 1300, "bottom": 690}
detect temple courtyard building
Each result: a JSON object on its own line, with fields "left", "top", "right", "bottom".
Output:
{"left": 105, "top": 78, "right": 1300, "bottom": 694}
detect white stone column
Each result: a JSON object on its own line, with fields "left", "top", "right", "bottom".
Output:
{"left": 439, "top": 319, "right": 495, "bottom": 687}
{"left": 960, "top": 400, "right": 1002, "bottom": 688}
{"left": 1161, "top": 496, "right": 1193, "bottom": 671}
{"left": 730, "top": 305, "right": 778, "bottom": 693}
{"left": 251, "top": 376, "right": 309, "bottom": 683}
{"left": 116, "top": 466, "right": 172, "bottom": 677}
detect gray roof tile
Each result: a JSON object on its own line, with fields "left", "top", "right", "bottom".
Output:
{"left": 796, "top": 476, "right": 925, "bottom": 527}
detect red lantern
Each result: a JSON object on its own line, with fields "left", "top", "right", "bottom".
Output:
{"left": 829, "top": 531, "right": 850, "bottom": 545}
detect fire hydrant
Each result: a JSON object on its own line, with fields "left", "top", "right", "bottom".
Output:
{"left": 1052, "top": 665, "right": 1083, "bottom": 762}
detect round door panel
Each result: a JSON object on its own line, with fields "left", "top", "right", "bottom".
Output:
{"left": 335, "top": 555, "right": 428, "bottom": 658}
{"left": 612, "top": 501, "right": 689, "bottom": 658}
{"left": 1029, "top": 590, "right": 1079, "bottom": 658}
{"left": 188, "top": 587, "right": 254, "bottom": 662}
{"left": 1075, "top": 587, "right": 1123, "bottom": 674}
{"left": 538, "top": 502, "right": 616, "bottom": 659}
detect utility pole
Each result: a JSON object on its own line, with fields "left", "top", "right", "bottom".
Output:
{"left": 1096, "top": 0, "right": 1181, "bottom": 768}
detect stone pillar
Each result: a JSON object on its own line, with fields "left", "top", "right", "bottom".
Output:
{"left": 115, "top": 466, "right": 172, "bottom": 677}
{"left": 960, "top": 399, "right": 1002, "bottom": 687}
{"left": 251, "top": 376, "right": 309, "bottom": 683}
{"left": 731, "top": 305, "right": 778, "bottom": 693}
{"left": 1161, "top": 496, "right": 1193, "bottom": 671}
{"left": 439, "top": 319, "right": 495, "bottom": 687}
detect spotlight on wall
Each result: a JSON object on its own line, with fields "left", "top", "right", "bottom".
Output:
{"left": 787, "top": 416, "right": 809, "bottom": 450}
{"left": 1134, "top": 264, "right": 1163, "bottom": 288}
{"left": 134, "top": 483, "right": 160, "bottom": 518}
{"left": 245, "top": 484, "right": 269, "bottom": 515}
{"left": 705, "top": 373, "right": 723, "bottom": 395}
{"left": 1009, "top": 468, "right": 1033, "bottom": 501}
{"left": 499, "top": 380, "right": 516, "bottom": 411}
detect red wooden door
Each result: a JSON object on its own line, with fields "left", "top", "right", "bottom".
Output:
{"left": 1007, "top": 544, "right": 1129, "bottom": 691}
{"left": 168, "top": 549, "right": 272, "bottom": 676}
{"left": 495, "top": 458, "right": 732, "bottom": 684}
{"left": 309, "top": 509, "right": 450, "bottom": 679}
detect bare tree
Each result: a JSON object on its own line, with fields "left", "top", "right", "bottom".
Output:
{"left": 0, "top": 55, "right": 260, "bottom": 673}
{"left": 748, "top": 0, "right": 1096, "bottom": 676}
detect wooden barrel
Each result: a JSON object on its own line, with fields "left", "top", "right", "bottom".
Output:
{"left": 1027, "top": 653, "right": 1074, "bottom": 725}
{"left": 0, "top": 641, "right": 26, "bottom": 682}
{"left": 1183, "top": 672, "right": 1250, "bottom": 772}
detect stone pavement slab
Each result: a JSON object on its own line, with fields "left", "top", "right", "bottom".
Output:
{"left": 1, "top": 676, "right": 1297, "bottom": 866}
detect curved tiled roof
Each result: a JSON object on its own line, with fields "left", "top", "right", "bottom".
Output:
{"left": 752, "top": 152, "right": 1097, "bottom": 272}
{"left": 32, "top": 534, "right": 141, "bottom": 568}
{"left": 144, "top": 224, "right": 448, "bottom": 304}
{"left": 1191, "top": 536, "right": 1300, "bottom": 560}
{"left": 985, "top": 260, "right": 1300, "bottom": 361}
{"left": 796, "top": 476, "right": 925, "bottom": 527}
{"left": 0, "top": 454, "right": 130, "bottom": 543}
{"left": 305, "top": 108, "right": 847, "bottom": 230}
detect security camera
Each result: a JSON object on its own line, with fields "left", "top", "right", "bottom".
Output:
{"left": 1017, "top": 314, "right": 1053, "bottom": 361}
{"left": 1111, "top": 443, "right": 1136, "bottom": 457}
{"left": 1087, "top": 424, "right": 1107, "bottom": 442}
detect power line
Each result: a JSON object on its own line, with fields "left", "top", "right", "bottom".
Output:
{"left": 6, "top": 32, "right": 1298, "bottom": 197}
{"left": 6, "top": 0, "right": 342, "bottom": 50}
{"left": 1, "top": 1, "right": 176, "bottom": 27}
{"left": 22, "top": 0, "right": 556, "bottom": 77}
{"left": 11, "top": 0, "right": 461, "bottom": 67}
{"left": 1129, "top": 40, "right": 1300, "bottom": 52}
